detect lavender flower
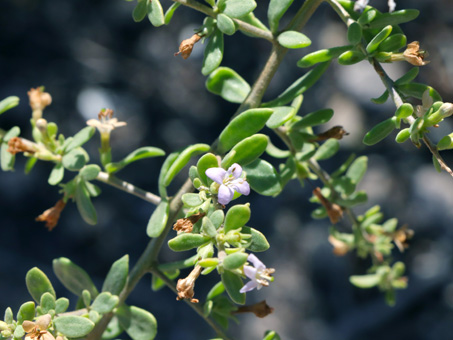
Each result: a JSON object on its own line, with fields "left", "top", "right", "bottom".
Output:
{"left": 239, "top": 254, "right": 275, "bottom": 293}
{"left": 205, "top": 163, "right": 250, "bottom": 205}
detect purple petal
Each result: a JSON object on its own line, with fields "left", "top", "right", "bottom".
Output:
{"left": 228, "top": 163, "right": 242, "bottom": 178}
{"left": 243, "top": 265, "right": 257, "bottom": 280}
{"left": 239, "top": 280, "right": 258, "bottom": 293}
{"left": 230, "top": 179, "right": 250, "bottom": 196}
{"left": 248, "top": 254, "right": 266, "bottom": 270}
{"left": 206, "top": 167, "right": 227, "bottom": 184}
{"left": 218, "top": 184, "right": 234, "bottom": 205}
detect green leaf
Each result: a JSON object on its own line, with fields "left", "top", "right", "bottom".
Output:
{"left": 218, "top": 0, "right": 256, "bottom": 19}
{"left": 338, "top": 50, "right": 366, "bottom": 65}
{"left": 263, "top": 330, "right": 282, "bottom": 340}
{"left": 243, "top": 159, "right": 282, "bottom": 196}
{"left": 314, "top": 138, "right": 340, "bottom": 160}
{"left": 102, "top": 255, "right": 129, "bottom": 296}
{"left": 17, "top": 302, "right": 35, "bottom": 324}
{"left": 105, "top": 147, "right": 165, "bottom": 173}
{"left": 277, "top": 31, "right": 311, "bottom": 49}
{"left": 24, "top": 156, "right": 38, "bottom": 174}
{"left": 206, "top": 67, "right": 250, "bottom": 103}
{"left": 202, "top": 28, "right": 224, "bottom": 76}
{"left": 266, "top": 140, "right": 290, "bottom": 159}
{"left": 206, "top": 281, "right": 225, "bottom": 300}
{"left": 297, "top": 45, "right": 352, "bottom": 68}
{"left": 163, "top": 143, "right": 210, "bottom": 186}
{"left": 197, "top": 153, "right": 219, "bottom": 185}
{"left": 75, "top": 179, "right": 97, "bottom": 225}
{"left": 116, "top": 305, "right": 157, "bottom": 340}
{"left": 102, "top": 316, "right": 124, "bottom": 340}
{"left": 371, "top": 90, "right": 389, "bottom": 104}
{"left": 55, "top": 297, "right": 70, "bottom": 314}
{"left": 133, "top": 0, "right": 147, "bottom": 22}
{"left": 267, "top": 0, "right": 294, "bottom": 33}
{"left": 395, "top": 67, "right": 419, "bottom": 85}
{"left": 262, "top": 61, "right": 330, "bottom": 107}
{"left": 397, "top": 83, "right": 442, "bottom": 102}
{"left": 266, "top": 106, "right": 296, "bottom": 128}
{"left": 357, "top": 8, "right": 377, "bottom": 25}
{"left": 331, "top": 176, "right": 356, "bottom": 196}
{"left": 377, "top": 33, "right": 407, "bottom": 52}
{"left": 347, "top": 22, "right": 362, "bottom": 45}
{"left": 0, "top": 96, "right": 19, "bottom": 115}
{"left": 366, "top": 9, "right": 419, "bottom": 29}
{"left": 80, "top": 164, "right": 101, "bottom": 181}
{"left": 48, "top": 163, "right": 64, "bottom": 185}
{"left": 91, "top": 292, "right": 119, "bottom": 314}
{"left": 4, "top": 307, "right": 13, "bottom": 324}
{"left": 366, "top": 25, "right": 393, "bottom": 54}
{"left": 54, "top": 315, "right": 95, "bottom": 338}
{"left": 395, "top": 128, "right": 411, "bottom": 143}
{"left": 291, "top": 108, "right": 334, "bottom": 130}
{"left": 221, "top": 271, "right": 245, "bottom": 305}
{"left": 147, "top": 199, "right": 169, "bottom": 237}
{"left": 164, "top": 2, "right": 181, "bottom": 25}
{"left": 349, "top": 274, "right": 381, "bottom": 288}
{"left": 218, "top": 108, "right": 273, "bottom": 153}
{"left": 25, "top": 267, "right": 56, "bottom": 303}
{"left": 346, "top": 156, "right": 367, "bottom": 184}
{"left": 151, "top": 269, "right": 180, "bottom": 291}
{"left": 65, "top": 126, "right": 95, "bottom": 152}
{"left": 182, "top": 193, "right": 203, "bottom": 207}
{"left": 224, "top": 204, "right": 251, "bottom": 232}
{"left": 334, "top": 191, "right": 368, "bottom": 207}
{"left": 62, "top": 148, "right": 89, "bottom": 171}
{"left": 168, "top": 234, "right": 212, "bottom": 252}
{"left": 53, "top": 257, "right": 99, "bottom": 297}
{"left": 40, "top": 292, "right": 56, "bottom": 314}
{"left": 216, "top": 13, "right": 236, "bottom": 36}
{"left": 158, "top": 152, "right": 179, "bottom": 198}
{"left": 221, "top": 134, "right": 268, "bottom": 168}
{"left": 147, "top": 0, "right": 165, "bottom": 27}
{"left": 202, "top": 216, "right": 217, "bottom": 238}
{"left": 363, "top": 117, "right": 397, "bottom": 146}
{"left": 13, "top": 325, "right": 25, "bottom": 338}
{"left": 1, "top": 126, "right": 20, "bottom": 171}
{"left": 209, "top": 209, "right": 225, "bottom": 229}
{"left": 223, "top": 252, "right": 249, "bottom": 270}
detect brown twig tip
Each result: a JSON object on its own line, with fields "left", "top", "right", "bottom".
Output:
{"left": 176, "top": 265, "right": 202, "bottom": 303}
{"left": 173, "top": 212, "right": 206, "bottom": 234}
{"left": 312, "top": 187, "right": 343, "bottom": 224}
{"left": 7, "top": 137, "right": 38, "bottom": 155}
{"left": 36, "top": 199, "right": 66, "bottom": 231}
{"left": 234, "top": 300, "right": 274, "bottom": 318}
{"left": 174, "top": 34, "right": 202, "bottom": 59}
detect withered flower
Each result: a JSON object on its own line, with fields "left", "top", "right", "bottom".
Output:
{"left": 174, "top": 34, "right": 202, "bottom": 60}
{"left": 86, "top": 108, "right": 127, "bottom": 135}
{"left": 23, "top": 314, "right": 55, "bottom": 340}
{"left": 312, "top": 126, "right": 349, "bottom": 142}
{"left": 7, "top": 137, "right": 38, "bottom": 155}
{"left": 328, "top": 235, "right": 349, "bottom": 256}
{"left": 173, "top": 213, "right": 206, "bottom": 234}
{"left": 28, "top": 87, "right": 52, "bottom": 113}
{"left": 393, "top": 225, "right": 414, "bottom": 252}
{"left": 402, "top": 41, "right": 429, "bottom": 66}
{"left": 36, "top": 199, "right": 66, "bottom": 231}
{"left": 312, "top": 187, "right": 343, "bottom": 224}
{"left": 234, "top": 300, "right": 274, "bottom": 318}
{"left": 176, "top": 265, "right": 202, "bottom": 303}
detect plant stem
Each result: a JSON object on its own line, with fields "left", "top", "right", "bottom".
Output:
{"left": 95, "top": 171, "right": 161, "bottom": 205}
{"left": 171, "top": 0, "right": 273, "bottom": 42}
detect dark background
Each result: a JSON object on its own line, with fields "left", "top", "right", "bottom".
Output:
{"left": 1, "top": 0, "right": 453, "bottom": 339}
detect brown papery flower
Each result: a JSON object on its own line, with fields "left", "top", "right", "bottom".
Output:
{"left": 328, "top": 235, "right": 349, "bottom": 256}
{"left": 234, "top": 300, "right": 274, "bottom": 318}
{"left": 173, "top": 212, "right": 206, "bottom": 234}
{"left": 174, "top": 34, "right": 202, "bottom": 59}
{"left": 28, "top": 87, "right": 52, "bottom": 112}
{"left": 36, "top": 199, "right": 66, "bottom": 231}
{"left": 176, "top": 265, "right": 202, "bottom": 303}
{"left": 7, "top": 137, "right": 38, "bottom": 155}
{"left": 312, "top": 187, "right": 343, "bottom": 224}
{"left": 403, "top": 41, "right": 429, "bottom": 66}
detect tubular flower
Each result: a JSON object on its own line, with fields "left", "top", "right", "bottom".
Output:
{"left": 35, "top": 199, "right": 66, "bottom": 231}
{"left": 239, "top": 254, "right": 275, "bottom": 293}
{"left": 205, "top": 163, "right": 250, "bottom": 205}
{"left": 23, "top": 314, "right": 55, "bottom": 340}
{"left": 176, "top": 265, "right": 202, "bottom": 303}
{"left": 402, "top": 41, "right": 429, "bottom": 66}
{"left": 86, "top": 108, "right": 127, "bottom": 135}
{"left": 174, "top": 34, "right": 202, "bottom": 59}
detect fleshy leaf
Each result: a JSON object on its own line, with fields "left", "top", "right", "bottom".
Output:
{"left": 266, "top": 106, "right": 296, "bottom": 129}
{"left": 168, "top": 234, "right": 212, "bottom": 252}
{"left": 202, "top": 28, "right": 224, "bottom": 76}
{"left": 102, "top": 255, "right": 129, "bottom": 296}
{"left": 65, "top": 126, "right": 95, "bottom": 152}
{"left": 147, "top": 199, "right": 169, "bottom": 238}
{"left": 221, "top": 271, "right": 245, "bottom": 305}
{"left": 349, "top": 274, "right": 381, "bottom": 288}
{"left": 242, "top": 226, "right": 270, "bottom": 252}
{"left": 0, "top": 96, "right": 19, "bottom": 115}
{"left": 53, "top": 257, "right": 99, "bottom": 297}
{"left": 224, "top": 204, "right": 251, "bottom": 232}
{"left": 116, "top": 305, "right": 157, "bottom": 340}
{"left": 91, "top": 292, "right": 119, "bottom": 314}
{"left": 243, "top": 159, "right": 282, "bottom": 196}
{"left": 54, "top": 315, "right": 95, "bottom": 338}
{"left": 147, "top": 0, "right": 165, "bottom": 27}
{"left": 267, "top": 0, "right": 294, "bottom": 33}
{"left": 105, "top": 147, "right": 165, "bottom": 174}
{"left": 206, "top": 67, "right": 251, "bottom": 103}
{"left": 216, "top": 13, "right": 236, "bottom": 36}
{"left": 218, "top": 0, "right": 256, "bottom": 19}
{"left": 197, "top": 153, "right": 219, "bottom": 185}
{"left": 48, "top": 163, "right": 65, "bottom": 185}
{"left": 75, "top": 179, "right": 97, "bottom": 225}
{"left": 25, "top": 267, "right": 56, "bottom": 303}
{"left": 17, "top": 302, "right": 35, "bottom": 324}
{"left": 313, "top": 139, "right": 340, "bottom": 161}
{"left": 277, "top": 31, "right": 311, "bottom": 49}
{"left": 221, "top": 134, "right": 268, "bottom": 168}
{"left": 297, "top": 45, "right": 352, "bottom": 68}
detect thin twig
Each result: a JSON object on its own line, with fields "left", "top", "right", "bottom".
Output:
{"left": 96, "top": 171, "right": 161, "bottom": 205}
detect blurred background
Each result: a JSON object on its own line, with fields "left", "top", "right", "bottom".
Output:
{"left": 1, "top": 0, "right": 453, "bottom": 339}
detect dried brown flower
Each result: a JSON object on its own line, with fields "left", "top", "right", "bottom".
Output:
{"left": 7, "top": 137, "right": 38, "bottom": 155}
{"left": 23, "top": 314, "right": 55, "bottom": 340}
{"left": 312, "top": 187, "right": 343, "bottom": 224}
{"left": 173, "top": 213, "right": 206, "bottom": 234}
{"left": 174, "top": 34, "right": 202, "bottom": 60}
{"left": 28, "top": 87, "right": 52, "bottom": 112}
{"left": 234, "top": 300, "right": 274, "bottom": 318}
{"left": 311, "top": 126, "right": 349, "bottom": 142}
{"left": 176, "top": 265, "right": 202, "bottom": 303}
{"left": 402, "top": 41, "right": 429, "bottom": 66}
{"left": 393, "top": 225, "right": 414, "bottom": 252}
{"left": 36, "top": 199, "right": 66, "bottom": 231}
{"left": 328, "top": 235, "right": 349, "bottom": 256}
